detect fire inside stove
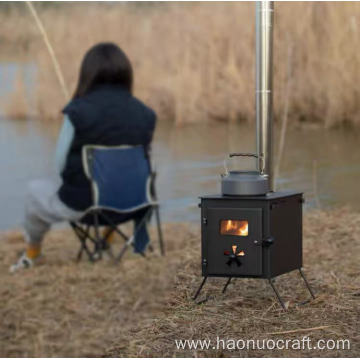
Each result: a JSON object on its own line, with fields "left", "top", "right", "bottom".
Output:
{"left": 220, "top": 220, "right": 248, "bottom": 236}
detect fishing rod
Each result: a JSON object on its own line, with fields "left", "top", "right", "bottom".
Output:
{"left": 26, "top": 1, "right": 70, "bottom": 101}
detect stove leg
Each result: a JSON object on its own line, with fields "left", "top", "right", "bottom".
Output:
{"left": 193, "top": 276, "right": 208, "bottom": 300}
{"left": 299, "top": 268, "right": 316, "bottom": 299}
{"left": 268, "top": 278, "right": 286, "bottom": 310}
{"left": 222, "top": 277, "right": 232, "bottom": 294}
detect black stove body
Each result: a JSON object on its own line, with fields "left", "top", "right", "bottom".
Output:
{"left": 194, "top": 190, "right": 315, "bottom": 309}
{"left": 201, "top": 191, "right": 302, "bottom": 278}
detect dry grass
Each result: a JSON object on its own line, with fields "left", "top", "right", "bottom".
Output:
{"left": 1, "top": 2, "right": 360, "bottom": 127}
{"left": 0, "top": 223, "right": 197, "bottom": 357}
{"left": 0, "top": 208, "right": 359, "bottom": 357}
{"left": 3, "top": 70, "right": 29, "bottom": 120}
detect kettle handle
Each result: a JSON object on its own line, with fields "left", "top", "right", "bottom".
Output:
{"left": 229, "top": 152, "right": 259, "bottom": 158}
{"left": 224, "top": 153, "right": 265, "bottom": 175}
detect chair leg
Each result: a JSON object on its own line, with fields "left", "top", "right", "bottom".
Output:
{"left": 97, "top": 210, "right": 154, "bottom": 263}
{"left": 92, "top": 212, "right": 102, "bottom": 261}
{"left": 154, "top": 205, "right": 165, "bottom": 256}
{"left": 82, "top": 239, "right": 96, "bottom": 262}
{"left": 71, "top": 222, "right": 85, "bottom": 260}
{"left": 115, "top": 235, "right": 134, "bottom": 263}
{"left": 100, "top": 229, "right": 115, "bottom": 260}
{"left": 103, "top": 227, "right": 116, "bottom": 243}
{"left": 71, "top": 223, "right": 95, "bottom": 262}
{"left": 99, "top": 213, "right": 134, "bottom": 259}
{"left": 71, "top": 223, "right": 83, "bottom": 260}
{"left": 99, "top": 213, "right": 129, "bottom": 242}
{"left": 76, "top": 244, "right": 84, "bottom": 262}
{"left": 76, "top": 226, "right": 88, "bottom": 262}
{"left": 113, "top": 210, "right": 151, "bottom": 263}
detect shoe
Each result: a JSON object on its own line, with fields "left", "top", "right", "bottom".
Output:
{"left": 9, "top": 253, "right": 34, "bottom": 273}
{"left": 91, "top": 246, "right": 114, "bottom": 262}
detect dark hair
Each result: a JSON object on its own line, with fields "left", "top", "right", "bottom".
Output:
{"left": 72, "top": 42, "right": 133, "bottom": 99}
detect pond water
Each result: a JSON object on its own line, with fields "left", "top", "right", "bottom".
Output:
{"left": 1, "top": 63, "right": 360, "bottom": 230}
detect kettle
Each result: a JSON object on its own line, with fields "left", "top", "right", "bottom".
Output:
{"left": 221, "top": 153, "right": 269, "bottom": 196}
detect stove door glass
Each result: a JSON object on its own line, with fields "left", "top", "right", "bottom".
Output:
{"left": 220, "top": 220, "right": 248, "bottom": 236}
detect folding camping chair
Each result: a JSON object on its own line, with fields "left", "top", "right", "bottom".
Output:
{"left": 70, "top": 145, "right": 164, "bottom": 263}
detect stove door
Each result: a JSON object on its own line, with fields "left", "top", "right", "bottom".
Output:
{"left": 204, "top": 207, "right": 262, "bottom": 276}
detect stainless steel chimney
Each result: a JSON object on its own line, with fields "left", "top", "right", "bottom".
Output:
{"left": 256, "top": 1, "right": 274, "bottom": 191}
{"left": 221, "top": 1, "right": 274, "bottom": 197}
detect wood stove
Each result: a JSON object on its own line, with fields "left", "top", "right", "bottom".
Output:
{"left": 201, "top": 192, "right": 302, "bottom": 279}
{"left": 194, "top": 191, "right": 315, "bottom": 309}
{"left": 193, "top": 2, "right": 315, "bottom": 309}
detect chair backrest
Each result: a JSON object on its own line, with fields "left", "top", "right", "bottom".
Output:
{"left": 82, "top": 145, "right": 153, "bottom": 212}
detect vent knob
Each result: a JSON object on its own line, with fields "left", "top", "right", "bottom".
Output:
{"left": 224, "top": 245, "right": 244, "bottom": 267}
{"left": 226, "top": 254, "right": 242, "bottom": 267}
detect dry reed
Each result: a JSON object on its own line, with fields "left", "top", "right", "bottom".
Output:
{"left": 3, "top": 69, "right": 29, "bottom": 120}
{"left": 312, "top": 159, "right": 322, "bottom": 209}
{"left": 274, "top": 43, "right": 293, "bottom": 187}
{"left": 0, "top": 209, "right": 359, "bottom": 357}
{"left": 1, "top": 2, "right": 360, "bottom": 127}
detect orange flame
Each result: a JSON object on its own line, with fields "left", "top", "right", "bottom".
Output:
{"left": 222, "top": 220, "right": 248, "bottom": 236}
{"left": 231, "top": 245, "right": 245, "bottom": 256}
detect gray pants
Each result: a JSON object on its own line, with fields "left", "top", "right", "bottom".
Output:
{"left": 24, "top": 179, "right": 84, "bottom": 245}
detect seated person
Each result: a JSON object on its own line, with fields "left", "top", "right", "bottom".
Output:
{"left": 11, "top": 42, "right": 156, "bottom": 272}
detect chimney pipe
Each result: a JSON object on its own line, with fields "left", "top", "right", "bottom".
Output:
{"left": 256, "top": 1, "right": 274, "bottom": 191}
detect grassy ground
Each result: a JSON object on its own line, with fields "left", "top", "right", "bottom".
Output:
{"left": 0, "top": 208, "right": 359, "bottom": 357}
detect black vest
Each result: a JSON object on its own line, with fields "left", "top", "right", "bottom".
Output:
{"left": 58, "top": 84, "right": 156, "bottom": 211}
